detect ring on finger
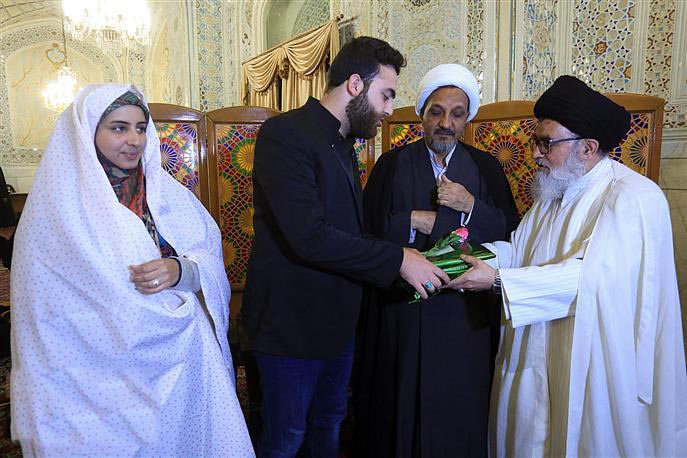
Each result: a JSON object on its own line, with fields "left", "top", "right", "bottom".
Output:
{"left": 152, "top": 278, "right": 160, "bottom": 288}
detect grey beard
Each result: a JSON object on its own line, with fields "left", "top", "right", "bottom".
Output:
{"left": 426, "top": 137, "right": 456, "bottom": 156}
{"left": 532, "top": 151, "right": 587, "bottom": 201}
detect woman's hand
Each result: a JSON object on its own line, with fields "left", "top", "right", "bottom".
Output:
{"left": 129, "top": 258, "right": 180, "bottom": 295}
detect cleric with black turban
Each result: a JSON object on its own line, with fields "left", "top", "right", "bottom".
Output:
{"left": 445, "top": 74, "right": 687, "bottom": 458}
{"left": 534, "top": 75, "right": 630, "bottom": 151}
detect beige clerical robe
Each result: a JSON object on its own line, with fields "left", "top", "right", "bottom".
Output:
{"left": 488, "top": 158, "right": 687, "bottom": 457}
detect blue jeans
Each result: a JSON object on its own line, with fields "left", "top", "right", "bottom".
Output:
{"left": 254, "top": 342, "right": 354, "bottom": 458}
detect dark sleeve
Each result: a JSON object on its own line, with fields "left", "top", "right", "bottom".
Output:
{"left": 254, "top": 119, "right": 403, "bottom": 288}
{"left": 363, "top": 151, "right": 413, "bottom": 246}
{"left": 467, "top": 156, "right": 520, "bottom": 242}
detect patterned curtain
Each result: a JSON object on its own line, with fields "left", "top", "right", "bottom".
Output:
{"left": 241, "top": 19, "right": 341, "bottom": 110}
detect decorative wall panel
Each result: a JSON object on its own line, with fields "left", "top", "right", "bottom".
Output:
{"left": 386, "top": 0, "right": 469, "bottom": 107}
{"left": 292, "top": 0, "right": 330, "bottom": 35}
{"left": 195, "top": 0, "right": 225, "bottom": 111}
{"left": 521, "top": 0, "right": 558, "bottom": 99}
{"left": 149, "top": 2, "right": 191, "bottom": 106}
{"left": 569, "top": 0, "right": 635, "bottom": 92}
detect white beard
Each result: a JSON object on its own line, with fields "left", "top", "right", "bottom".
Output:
{"left": 532, "top": 150, "right": 587, "bottom": 201}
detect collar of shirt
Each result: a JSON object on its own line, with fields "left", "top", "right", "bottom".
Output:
{"left": 561, "top": 156, "right": 612, "bottom": 207}
{"left": 427, "top": 144, "right": 456, "bottom": 181}
{"left": 305, "top": 97, "right": 357, "bottom": 151}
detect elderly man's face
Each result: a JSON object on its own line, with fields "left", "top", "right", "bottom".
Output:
{"left": 531, "top": 119, "right": 584, "bottom": 171}
{"left": 531, "top": 119, "right": 587, "bottom": 200}
{"left": 421, "top": 87, "right": 470, "bottom": 156}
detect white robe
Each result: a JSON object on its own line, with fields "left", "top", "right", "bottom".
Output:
{"left": 489, "top": 158, "right": 687, "bottom": 457}
{"left": 10, "top": 84, "right": 254, "bottom": 457}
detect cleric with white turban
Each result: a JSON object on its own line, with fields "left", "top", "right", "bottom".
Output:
{"left": 415, "top": 63, "right": 481, "bottom": 121}
{"left": 356, "top": 63, "right": 519, "bottom": 457}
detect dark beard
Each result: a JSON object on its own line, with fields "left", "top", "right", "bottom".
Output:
{"left": 346, "top": 86, "right": 382, "bottom": 139}
{"left": 426, "top": 129, "right": 457, "bottom": 156}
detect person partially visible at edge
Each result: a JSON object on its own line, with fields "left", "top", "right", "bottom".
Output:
{"left": 242, "top": 37, "right": 450, "bottom": 457}
{"left": 354, "top": 63, "right": 519, "bottom": 458}
{"left": 449, "top": 75, "right": 687, "bottom": 457}
{"left": 11, "top": 84, "right": 254, "bottom": 457}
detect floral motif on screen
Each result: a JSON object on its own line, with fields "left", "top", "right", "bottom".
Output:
{"left": 354, "top": 139, "right": 371, "bottom": 187}
{"left": 216, "top": 124, "right": 260, "bottom": 288}
{"left": 154, "top": 122, "right": 200, "bottom": 196}
{"left": 389, "top": 124, "right": 425, "bottom": 150}
{"left": 606, "top": 113, "right": 650, "bottom": 174}
{"left": 473, "top": 119, "right": 538, "bottom": 217}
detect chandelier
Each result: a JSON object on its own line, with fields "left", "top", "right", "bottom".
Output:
{"left": 43, "top": 13, "right": 78, "bottom": 112}
{"left": 62, "top": 0, "right": 151, "bottom": 51}
{"left": 43, "top": 66, "right": 78, "bottom": 112}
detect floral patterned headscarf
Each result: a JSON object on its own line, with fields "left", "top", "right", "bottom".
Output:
{"left": 95, "top": 91, "right": 176, "bottom": 257}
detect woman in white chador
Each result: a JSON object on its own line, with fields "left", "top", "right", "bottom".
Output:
{"left": 10, "top": 84, "right": 254, "bottom": 457}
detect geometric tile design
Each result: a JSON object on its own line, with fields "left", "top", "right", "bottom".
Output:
{"left": 473, "top": 118, "right": 539, "bottom": 216}
{"left": 215, "top": 123, "right": 260, "bottom": 288}
{"left": 570, "top": 0, "right": 635, "bottom": 92}
{"left": 388, "top": 123, "right": 425, "bottom": 150}
{"left": 521, "top": 0, "right": 558, "bottom": 99}
{"left": 154, "top": 122, "right": 200, "bottom": 197}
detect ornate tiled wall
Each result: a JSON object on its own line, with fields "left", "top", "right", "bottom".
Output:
{"left": 194, "top": 0, "right": 225, "bottom": 111}
{"left": 149, "top": 2, "right": 191, "bottom": 106}
{"left": 518, "top": 0, "right": 686, "bottom": 128}
{"left": 646, "top": 0, "right": 685, "bottom": 129}
{"left": 292, "top": 0, "right": 330, "bottom": 35}
{"left": 521, "top": 0, "right": 558, "bottom": 98}
{"left": 570, "top": 0, "right": 635, "bottom": 92}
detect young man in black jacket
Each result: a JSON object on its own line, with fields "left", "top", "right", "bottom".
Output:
{"left": 242, "top": 37, "right": 449, "bottom": 457}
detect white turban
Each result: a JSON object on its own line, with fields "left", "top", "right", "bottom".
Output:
{"left": 415, "top": 63, "right": 481, "bottom": 121}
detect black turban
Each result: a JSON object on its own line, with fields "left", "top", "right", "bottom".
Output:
{"left": 534, "top": 75, "right": 630, "bottom": 151}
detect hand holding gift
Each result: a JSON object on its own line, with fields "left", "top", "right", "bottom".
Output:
{"left": 401, "top": 227, "right": 495, "bottom": 301}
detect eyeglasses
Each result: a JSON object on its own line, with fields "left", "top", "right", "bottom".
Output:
{"left": 528, "top": 136, "right": 582, "bottom": 154}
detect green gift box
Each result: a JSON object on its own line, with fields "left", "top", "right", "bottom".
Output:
{"left": 400, "top": 228, "right": 495, "bottom": 302}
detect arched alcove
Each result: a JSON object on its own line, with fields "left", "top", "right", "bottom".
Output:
{"left": 0, "top": 20, "right": 121, "bottom": 165}
{"left": 265, "top": 0, "right": 305, "bottom": 49}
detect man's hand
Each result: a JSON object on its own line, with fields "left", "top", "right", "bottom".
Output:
{"left": 129, "top": 258, "right": 180, "bottom": 295}
{"left": 437, "top": 175, "right": 475, "bottom": 213}
{"left": 446, "top": 254, "right": 495, "bottom": 292}
{"left": 400, "top": 247, "right": 450, "bottom": 299}
{"left": 411, "top": 210, "right": 437, "bottom": 235}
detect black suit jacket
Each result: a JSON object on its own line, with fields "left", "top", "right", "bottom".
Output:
{"left": 242, "top": 97, "right": 403, "bottom": 359}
